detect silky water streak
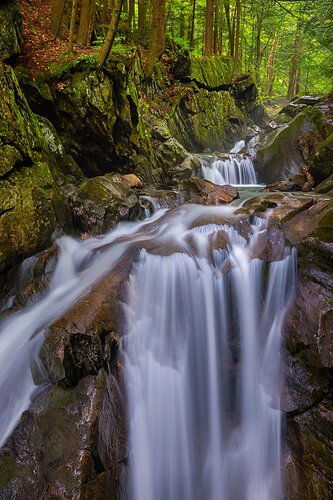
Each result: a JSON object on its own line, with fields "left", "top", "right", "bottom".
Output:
{"left": 122, "top": 216, "right": 296, "bottom": 500}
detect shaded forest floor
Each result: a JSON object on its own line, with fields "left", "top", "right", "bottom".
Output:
{"left": 17, "top": 0, "right": 97, "bottom": 76}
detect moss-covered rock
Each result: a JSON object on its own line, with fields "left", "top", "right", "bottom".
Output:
{"left": 0, "top": 63, "right": 74, "bottom": 271}
{"left": 70, "top": 173, "right": 138, "bottom": 234}
{"left": 310, "top": 133, "right": 333, "bottom": 184}
{"left": 255, "top": 107, "right": 326, "bottom": 184}
{"left": 169, "top": 86, "right": 248, "bottom": 152}
{"left": 189, "top": 56, "right": 232, "bottom": 87}
{"left": 0, "top": 0, "right": 21, "bottom": 62}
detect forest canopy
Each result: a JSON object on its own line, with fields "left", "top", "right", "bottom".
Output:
{"left": 50, "top": 0, "right": 333, "bottom": 98}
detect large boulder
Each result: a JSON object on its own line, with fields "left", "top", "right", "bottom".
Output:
{"left": 0, "top": 0, "right": 21, "bottom": 62}
{"left": 181, "top": 177, "right": 239, "bottom": 205}
{"left": 310, "top": 132, "right": 333, "bottom": 184}
{"left": 255, "top": 107, "right": 327, "bottom": 184}
{"left": 69, "top": 173, "right": 138, "bottom": 235}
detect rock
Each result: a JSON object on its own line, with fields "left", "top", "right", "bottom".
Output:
{"left": 169, "top": 86, "right": 249, "bottom": 152}
{"left": 122, "top": 173, "right": 143, "bottom": 188}
{"left": 255, "top": 107, "right": 326, "bottom": 184}
{"left": 310, "top": 132, "right": 333, "bottom": 184}
{"left": 0, "top": 370, "right": 126, "bottom": 499}
{"left": 0, "top": 0, "right": 21, "bottom": 62}
{"left": 315, "top": 174, "right": 333, "bottom": 194}
{"left": 70, "top": 173, "right": 138, "bottom": 235}
{"left": 181, "top": 177, "right": 239, "bottom": 205}
{"left": 0, "top": 145, "right": 22, "bottom": 177}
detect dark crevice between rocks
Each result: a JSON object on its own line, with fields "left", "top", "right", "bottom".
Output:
{"left": 177, "top": 76, "right": 231, "bottom": 93}
{"left": 286, "top": 392, "right": 329, "bottom": 420}
{"left": 0, "top": 205, "right": 15, "bottom": 218}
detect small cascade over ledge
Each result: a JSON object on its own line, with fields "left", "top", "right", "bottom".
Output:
{"left": 199, "top": 140, "right": 260, "bottom": 187}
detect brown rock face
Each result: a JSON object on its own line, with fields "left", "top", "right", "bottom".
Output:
{"left": 181, "top": 177, "right": 239, "bottom": 205}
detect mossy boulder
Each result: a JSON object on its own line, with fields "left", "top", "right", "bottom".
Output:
{"left": 189, "top": 56, "right": 232, "bottom": 87}
{"left": 70, "top": 173, "right": 138, "bottom": 234}
{"left": 0, "top": 0, "right": 21, "bottom": 62}
{"left": 0, "top": 162, "right": 72, "bottom": 271}
{"left": 315, "top": 174, "right": 333, "bottom": 194}
{"left": 310, "top": 133, "right": 333, "bottom": 184}
{"left": 255, "top": 107, "right": 326, "bottom": 184}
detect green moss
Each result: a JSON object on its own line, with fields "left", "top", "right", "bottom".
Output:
{"left": 190, "top": 56, "right": 232, "bottom": 87}
{"left": 0, "top": 455, "right": 18, "bottom": 490}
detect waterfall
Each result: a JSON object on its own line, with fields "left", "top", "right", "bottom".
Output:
{"left": 0, "top": 204, "right": 295, "bottom": 500}
{"left": 230, "top": 140, "right": 245, "bottom": 154}
{"left": 123, "top": 217, "right": 296, "bottom": 500}
{"left": 200, "top": 155, "right": 258, "bottom": 186}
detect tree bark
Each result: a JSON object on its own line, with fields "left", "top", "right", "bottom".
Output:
{"left": 98, "top": 0, "right": 124, "bottom": 67}
{"left": 264, "top": 31, "right": 278, "bottom": 96}
{"left": 224, "top": 0, "right": 234, "bottom": 57}
{"left": 51, "top": 0, "right": 66, "bottom": 40}
{"left": 128, "top": 0, "right": 135, "bottom": 32}
{"left": 138, "top": 0, "right": 147, "bottom": 41}
{"left": 232, "top": 0, "right": 241, "bottom": 74}
{"left": 204, "top": 0, "right": 214, "bottom": 56}
{"left": 68, "top": 0, "right": 79, "bottom": 52}
{"left": 287, "top": 20, "right": 301, "bottom": 100}
{"left": 77, "top": 0, "right": 96, "bottom": 47}
{"left": 144, "top": 0, "right": 167, "bottom": 79}
{"left": 189, "top": 0, "right": 196, "bottom": 48}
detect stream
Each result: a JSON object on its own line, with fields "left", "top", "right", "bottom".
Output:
{"left": 0, "top": 142, "right": 296, "bottom": 499}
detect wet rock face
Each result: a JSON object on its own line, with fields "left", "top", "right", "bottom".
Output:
{"left": 0, "top": 249, "right": 133, "bottom": 499}
{"left": 0, "top": 0, "right": 21, "bottom": 62}
{"left": 181, "top": 177, "right": 239, "bottom": 205}
{"left": 255, "top": 107, "right": 327, "bottom": 184}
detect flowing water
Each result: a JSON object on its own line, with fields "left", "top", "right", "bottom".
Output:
{"left": 0, "top": 193, "right": 295, "bottom": 499}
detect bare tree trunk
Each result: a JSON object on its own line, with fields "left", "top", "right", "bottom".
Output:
{"left": 77, "top": 0, "right": 96, "bottom": 46}
{"left": 98, "top": 0, "right": 124, "bottom": 67}
{"left": 128, "top": 0, "right": 135, "bottom": 32}
{"left": 264, "top": 31, "right": 278, "bottom": 96}
{"left": 204, "top": 0, "right": 214, "bottom": 56}
{"left": 224, "top": 0, "right": 234, "bottom": 57}
{"left": 287, "top": 20, "right": 301, "bottom": 100}
{"left": 254, "top": 8, "right": 263, "bottom": 84}
{"left": 213, "top": 0, "right": 219, "bottom": 55}
{"left": 144, "top": 0, "right": 167, "bottom": 79}
{"left": 138, "top": 0, "right": 147, "bottom": 41}
{"left": 68, "top": 0, "right": 79, "bottom": 52}
{"left": 232, "top": 0, "right": 241, "bottom": 74}
{"left": 189, "top": 0, "right": 196, "bottom": 47}
{"left": 51, "top": 0, "right": 66, "bottom": 39}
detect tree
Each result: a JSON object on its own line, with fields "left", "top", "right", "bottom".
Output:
{"left": 98, "top": 0, "right": 124, "bottom": 67}
{"left": 232, "top": 0, "right": 241, "bottom": 74}
{"left": 51, "top": 0, "right": 66, "bottom": 40}
{"left": 287, "top": 20, "right": 301, "bottom": 99}
{"left": 77, "top": 0, "right": 96, "bottom": 47}
{"left": 68, "top": 0, "right": 79, "bottom": 52}
{"left": 265, "top": 31, "right": 278, "bottom": 96}
{"left": 138, "top": 0, "right": 147, "bottom": 41}
{"left": 188, "top": 0, "right": 196, "bottom": 47}
{"left": 204, "top": 0, "right": 214, "bottom": 56}
{"left": 144, "top": 0, "right": 167, "bottom": 79}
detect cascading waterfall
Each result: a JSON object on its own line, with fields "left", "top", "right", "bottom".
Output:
{"left": 200, "top": 154, "right": 258, "bottom": 186}
{"left": 0, "top": 203, "right": 295, "bottom": 500}
{"left": 123, "top": 216, "right": 296, "bottom": 500}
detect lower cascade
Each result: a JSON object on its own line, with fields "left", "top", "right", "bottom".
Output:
{"left": 0, "top": 204, "right": 296, "bottom": 500}
{"left": 200, "top": 154, "right": 258, "bottom": 187}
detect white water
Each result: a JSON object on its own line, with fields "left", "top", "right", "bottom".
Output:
{"left": 123, "top": 216, "right": 296, "bottom": 500}
{"left": 230, "top": 140, "right": 245, "bottom": 154}
{"left": 200, "top": 154, "right": 258, "bottom": 186}
{"left": 0, "top": 203, "right": 295, "bottom": 500}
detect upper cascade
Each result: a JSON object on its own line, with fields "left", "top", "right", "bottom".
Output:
{"left": 200, "top": 154, "right": 258, "bottom": 186}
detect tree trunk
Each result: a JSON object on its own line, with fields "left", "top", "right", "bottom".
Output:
{"left": 254, "top": 8, "right": 263, "bottom": 84}
{"left": 138, "top": 0, "right": 147, "bottom": 41}
{"left": 232, "top": 0, "right": 241, "bottom": 74}
{"left": 77, "top": 0, "right": 96, "bottom": 46}
{"left": 98, "top": 0, "right": 124, "bottom": 67}
{"left": 224, "top": 0, "right": 234, "bottom": 57}
{"left": 128, "top": 0, "right": 135, "bottom": 32}
{"left": 51, "top": 0, "right": 66, "bottom": 39}
{"left": 189, "top": 0, "right": 196, "bottom": 47}
{"left": 204, "top": 0, "right": 214, "bottom": 56}
{"left": 264, "top": 31, "right": 278, "bottom": 96}
{"left": 287, "top": 20, "right": 301, "bottom": 100}
{"left": 213, "top": 0, "right": 218, "bottom": 55}
{"left": 144, "top": 0, "right": 167, "bottom": 79}
{"left": 68, "top": 0, "right": 79, "bottom": 52}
